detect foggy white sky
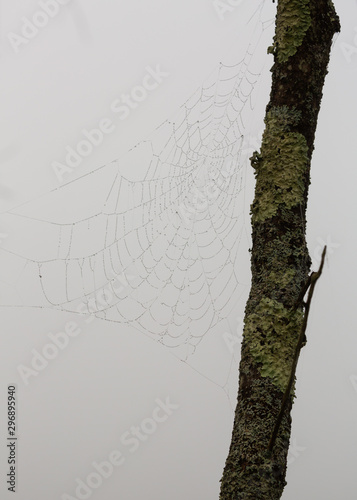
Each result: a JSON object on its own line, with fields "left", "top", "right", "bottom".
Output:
{"left": 0, "top": 1, "right": 356, "bottom": 499}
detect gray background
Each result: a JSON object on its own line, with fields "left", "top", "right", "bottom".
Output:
{"left": 0, "top": 0, "right": 356, "bottom": 499}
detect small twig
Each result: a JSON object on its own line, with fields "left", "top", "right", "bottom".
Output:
{"left": 267, "top": 246, "right": 327, "bottom": 453}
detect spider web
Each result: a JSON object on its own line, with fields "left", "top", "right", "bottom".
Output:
{"left": 0, "top": 5, "right": 274, "bottom": 398}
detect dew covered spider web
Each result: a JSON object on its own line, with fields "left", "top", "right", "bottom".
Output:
{"left": 0, "top": 4, "right": 274, "bottom": 405}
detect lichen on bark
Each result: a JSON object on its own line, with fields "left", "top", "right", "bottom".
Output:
{"left": 220, "top": 1, "right": 340, "bottom": 499}
{"left": 245, "top": 297, "right": 303, "bottom": 391}
{"left": 268, "top": 0, "right": 311, "bottom": 63}
{"left": 251, "top": 106, "right": 309, "bottom": 223}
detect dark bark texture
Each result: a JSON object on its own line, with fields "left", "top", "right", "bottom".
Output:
{"left": 220, "top": 1, "right": 340, "bottom": 499}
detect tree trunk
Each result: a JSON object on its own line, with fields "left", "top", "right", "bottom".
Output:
{"left": 219, "top": 1, "right": 340, "bottom": 499}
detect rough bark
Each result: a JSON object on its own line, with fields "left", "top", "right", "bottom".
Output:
{"left": 219, "top": 1, "right": 340, "bottom": 499}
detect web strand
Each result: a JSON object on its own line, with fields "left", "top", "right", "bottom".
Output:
{"left": 0, "top": 5, "right": 274, "bottom": 405}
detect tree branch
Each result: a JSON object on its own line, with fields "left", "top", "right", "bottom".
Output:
{"left": 268, "top": 245, "right": 327, "bottom": 453}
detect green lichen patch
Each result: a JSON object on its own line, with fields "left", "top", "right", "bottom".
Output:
{"left": 251, "top": 106, "right": 309, "bottom": 223}
{"left": 272, "top": 0, "right": 311, "bottom": 63}
{"left": 266, "top": 105, "right": 302, "bottom": 129}
{"left": 244, "top": 297, "right": 303, "bottom": 391}
{"left": 267, "top": 267, "right": 296, "bottom": 291}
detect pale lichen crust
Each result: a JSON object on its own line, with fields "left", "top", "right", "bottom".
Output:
{"left": 251, "top": 106, "right": 309, "bottom": 223}
{"left": 244, "top": 297, "right": 303, "bottom": 391}
{"left": 268, "top": 0, "right": 311, "bottom": 63}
